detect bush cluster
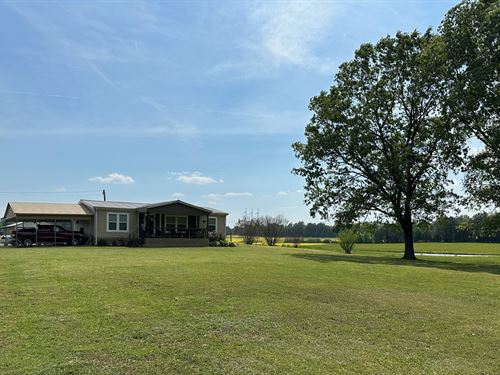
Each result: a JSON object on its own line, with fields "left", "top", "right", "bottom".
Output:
{"left": 209, "top": 240, "right": 236, "bottom": 247}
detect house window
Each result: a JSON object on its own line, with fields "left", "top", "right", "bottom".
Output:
{"left": 164, "top": 216, "right": 187, "bottom": 231}
{"left": 165, "top": 216, "right": 176, "bottom": 231}
{"left": 208, "top": 216, "right": 217, "bottom": 232}
{"left": 107, "top": 212, "right": 129, "bottom": 232}
{"left": 177, "top": 216, "right": 187, "bottom": 231}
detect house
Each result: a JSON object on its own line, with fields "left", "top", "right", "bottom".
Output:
{"left": 1, "top": 199, "right": 228, "bottom": 247}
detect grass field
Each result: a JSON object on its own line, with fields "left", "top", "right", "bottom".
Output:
{"left": 294, "top": 241, "right": 500, "bottom": 255}
{"left": 1, "top": 244, "right": 499, "bottom": 374}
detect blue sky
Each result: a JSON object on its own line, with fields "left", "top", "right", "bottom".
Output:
{"left": 0, "top": 0, "right": 459, "bottom": 224}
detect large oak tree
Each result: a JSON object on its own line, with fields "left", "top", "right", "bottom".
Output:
{"left": 440, "top": 0, "right": 500, "bottom": 207}
{"left": 292, "top": 31, "right": 467, "bottom": 260}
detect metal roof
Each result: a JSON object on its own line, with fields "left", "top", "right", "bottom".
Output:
{"left": 81, "top": 199, "right": 227, "bottom": 215}
{"left": 203, "top": 207, "right": 228, "bottom": 215}
{"left": 2, "top": 200, "right": 228, "bottom": 220}
{"left": 4, "top": 202, "right": 92, "bottom": 219}
{"left": 140, "top": 200, "right": 212, "bottom": 213}
{"left": 79, "top": 199, "right": 147, "bottom": 210}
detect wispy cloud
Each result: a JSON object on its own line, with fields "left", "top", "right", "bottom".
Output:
{"left": 224, "top": 192, "right": 253, "bottom": 197}
{"left": 89, "top": 61, "right": 116, "bottom": 87}
{"left": 172, "top": 192, "right": 185, "bottom": 198}
{"left": 0, "top": 125, "right": 199, "bottom": 138}
{"left": 89, "top": 172, "right": 135, "bottom": 184}
{"left": 0, "top": 89, "right": 79, "bottom": 100}
{"left": 177, "top": 172, "right": 222, "bottom": 185}
{"left": 203, "top": 192, "right": 253, "bottom": 199}
{"left": 277, "top": 191, "right": 288, "bottom": 196}
{"left": 210, "top": 1, "right": 338, "bottom": 76}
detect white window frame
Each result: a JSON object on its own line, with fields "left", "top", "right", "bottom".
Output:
{"left": 208, "top": 216, "right": 217, "bottom": 232}
{"left": 107, "top": 212, "right": 129, "bottom": 233}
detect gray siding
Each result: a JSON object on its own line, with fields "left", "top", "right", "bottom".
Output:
{"left": 210, "top": 214, "right": 227, "bottom": 238}
{"left": 94, "top": 208, "right": 139, "bottom": 243}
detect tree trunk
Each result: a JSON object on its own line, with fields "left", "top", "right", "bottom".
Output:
{"left": 402, "top": 220, "right": 417, "bottom": 260}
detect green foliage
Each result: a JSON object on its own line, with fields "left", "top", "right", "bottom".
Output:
{"left": 209, "top": 237, "right": 236, "bottom": 247}
{"left": 96, "top": 239, "right": 108, "bottom": 246}
{"left": 127, "top": 238, "right": 144, "bottom": 247}
{"left": 440, "top": 0, "right": 500, "bottom": 207}
{"left": 293, "top": 30, "right": 467, "bottom": 259}
{"left": 260, "top": 215, "right": 289, "bottom": 246}
{"left": 338, "top": 229, "right": 359, "bottom": 254}
{"left": 235, "top": 217, "right": 261, "bottom": 244}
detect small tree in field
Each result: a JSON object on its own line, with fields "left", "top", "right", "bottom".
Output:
{"left": 338, "top": 229, "right": 359, "bottom": 254}
{"left": 261, "top": 215, "right": 289, "bottom": 246}
{"left": 236, "top": 217, "right": 261, "bottom": 245}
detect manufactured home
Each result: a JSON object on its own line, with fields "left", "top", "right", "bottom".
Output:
{"left": 1, "top": 199, "right": 228, "bottom": 247}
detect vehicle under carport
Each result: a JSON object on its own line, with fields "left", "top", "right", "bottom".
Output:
{"left": 2, "top": 202, "right": 93, "bottom": 247}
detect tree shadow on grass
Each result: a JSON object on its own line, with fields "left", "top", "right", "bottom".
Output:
{"left": 289, "top": 253, "right": 500, "bottom": 275}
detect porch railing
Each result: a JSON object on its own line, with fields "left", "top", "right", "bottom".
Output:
{"left": 143, "top": 228, "right": 208, "bottom": 239}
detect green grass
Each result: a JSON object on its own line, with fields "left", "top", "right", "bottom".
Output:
{"left": 293, "top": 241, "right": 500, "bottom": 255}
{"left": 0, "top": 245, "right": 499, "bottom": 374}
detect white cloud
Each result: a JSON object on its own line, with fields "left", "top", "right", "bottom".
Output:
{"left": 172, "top": 192, "right": 184, "bottom": 198}
{"left": 277, "top": 191, "right": 288, "bottom": 196}
{"left": 210, "top": 1, "right": 338, "bottom": 76}
{"left": 55, "top": 187, "right": 67, "bottom": 192}
{"left": 203, "top": 192, "right": 253, "bottom": 199}
{"left": 177, "top": 172, "right": 220, "bottom": 185}
{"left": 89, "top": 172, "right": 135, "bottom": 184}
{"left": 224, "top": 192, "right": 252, "bottom": 197}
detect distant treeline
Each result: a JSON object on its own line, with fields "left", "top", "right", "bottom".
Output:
{"left": 352, "top": 213, "right": 500, "bottom": 243}
{"left": 230, "top": 221, "right": 335, "bottom": 238}
{"left": 228, "top": 213, "right": 500, "bottom": 243}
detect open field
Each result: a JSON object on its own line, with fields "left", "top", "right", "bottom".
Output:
{"left": 294, "top": 241, "right": 500, "bottom": 256}
{"left": 1, "top": 245, "right": 499, "bottom": 374}
{"left": 231, "top": 235, "right": 500, "bottom": 255}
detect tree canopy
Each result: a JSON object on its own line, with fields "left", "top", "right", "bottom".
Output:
{"left": 293, "top": 31, "right": 467, "bottom": 260}
{"left": 440, "top": 0, "right": 500, "bottom": 206}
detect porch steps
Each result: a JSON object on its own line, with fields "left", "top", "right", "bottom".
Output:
{"left": 144, "top": 238, "right": 209, "bottom": 247}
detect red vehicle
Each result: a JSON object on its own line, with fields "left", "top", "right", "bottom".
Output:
{"left": 12, "top": 225, "right": 86, "bottom": 247}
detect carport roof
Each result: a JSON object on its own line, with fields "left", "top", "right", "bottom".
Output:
{"left": 3, "top": 202, "right": 92, "bottom": 220}
{"left": 79, "top": 199, "right": 146, "bottom": 210}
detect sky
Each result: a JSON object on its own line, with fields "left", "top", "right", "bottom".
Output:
{"left": 0, "top": 0, "right": 461, "bottom": 224}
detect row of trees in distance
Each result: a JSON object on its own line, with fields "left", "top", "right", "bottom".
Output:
{"left": 230, "top": 212, "right": 500, "bottom": 244}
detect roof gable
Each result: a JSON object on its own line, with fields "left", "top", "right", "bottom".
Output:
{"left": 140, "top": 200, "right": 212, "bottom": 213}
{"left": 3, "top": 202, "right": 92, "bottom": 219}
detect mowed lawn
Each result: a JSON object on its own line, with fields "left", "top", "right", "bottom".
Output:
{"left": 0, "top": 245, "right": 499, "bottom": 374}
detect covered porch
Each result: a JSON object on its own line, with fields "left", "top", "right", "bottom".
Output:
{"left": 139, "top": 201, "right": 211, "bottom": 246}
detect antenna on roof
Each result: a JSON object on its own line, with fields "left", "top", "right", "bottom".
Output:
{"left": 102, "top": 189, "right": 106, "bottom": 201}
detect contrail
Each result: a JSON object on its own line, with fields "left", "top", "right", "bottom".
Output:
{"left": 0, "top": 89, "right": 80, "bottom": 100}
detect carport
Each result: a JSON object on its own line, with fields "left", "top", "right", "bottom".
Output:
{"left": 2, "top": 202, "right": 93, "bottom": 246}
